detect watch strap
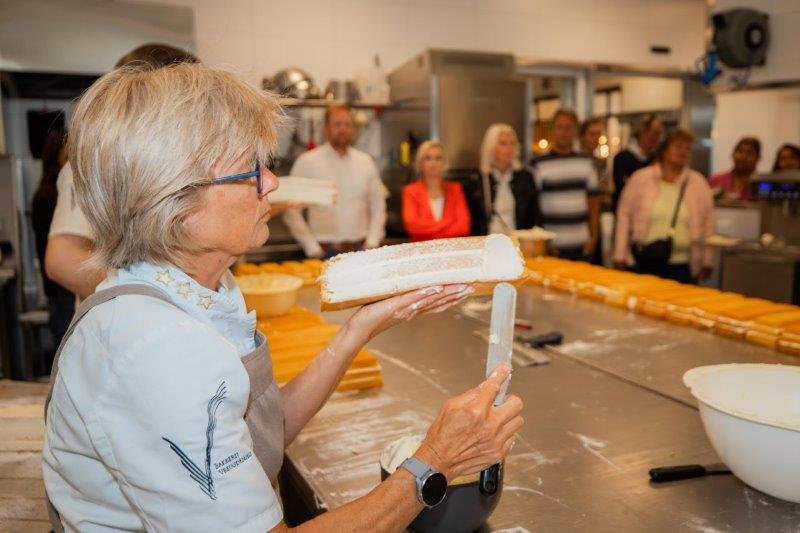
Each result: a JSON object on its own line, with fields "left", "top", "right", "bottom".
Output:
{"left": 399, "top": 456, "right": 432, "bottom": 479}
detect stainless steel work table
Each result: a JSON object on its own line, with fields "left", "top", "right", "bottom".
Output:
{"left": 287, "top": 286, "right": 800, "bottom": 532}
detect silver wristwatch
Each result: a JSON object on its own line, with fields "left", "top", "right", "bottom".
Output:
{"left": 399, "top": 456, "right": 448, "bottom": 508}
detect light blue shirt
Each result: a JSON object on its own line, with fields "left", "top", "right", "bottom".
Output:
{"left": 42, "top": 262, "right": 283, "bottom": 532}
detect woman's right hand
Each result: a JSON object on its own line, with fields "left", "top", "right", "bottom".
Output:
{"left": 416, "top": 364, "right": 524, "bottom": 481}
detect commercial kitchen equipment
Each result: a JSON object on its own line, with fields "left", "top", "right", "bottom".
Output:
{"left": 714, "top": 171, "right": 800, "bottom": 302}
{"left": 384, "top": 49, "right": 528, "bottom": 171}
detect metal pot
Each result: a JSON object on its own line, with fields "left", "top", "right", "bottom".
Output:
{"left": 265, "top": 67, "right": 319, "bottom": 99}
{"left": 380, "top": 464, "right": 504, "bottom": 533}
{"left": 323, "top": 79, "right": 360, "bottom": 103}
{"left": 379, "top": 436, "right": 503, "bottom": 533}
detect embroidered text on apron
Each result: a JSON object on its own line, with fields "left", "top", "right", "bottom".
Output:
{"left": 44, "top": 283, "right": 285, "bottom": 532}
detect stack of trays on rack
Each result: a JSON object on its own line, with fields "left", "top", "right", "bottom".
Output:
{"left": 257, "top": 306, "right": 383, "bottom": 392}
{"left": 524, "top": 257, "right": 800, "bottom": 358}
{"left": 236, "top": 259, "right": 323, "bottom": 286}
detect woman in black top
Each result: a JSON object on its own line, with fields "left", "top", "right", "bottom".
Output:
{"left": 31, "top": 127, "right": 74, "bottom": 373}
{"left": 469, "top": 123, "right": 541, "bottom": 235}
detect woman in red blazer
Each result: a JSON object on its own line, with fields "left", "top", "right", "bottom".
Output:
{"left": 402, "top": 141, "right": 471, "bottom": 241}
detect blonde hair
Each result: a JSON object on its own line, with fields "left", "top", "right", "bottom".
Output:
{"left": 479, "top": 123, "right": 522, "bottom": 176}
{"left": 68, "top": 62, "right": 282, "bottom": 270}
{"left": 414, "top": 140, "right": 448, "bottom": 176}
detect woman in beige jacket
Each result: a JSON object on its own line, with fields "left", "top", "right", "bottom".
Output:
{"left": 614, "top": 129, "right": 715, "bottom": 283}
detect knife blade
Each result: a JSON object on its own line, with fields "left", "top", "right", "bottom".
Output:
{"left": 485, "top": 282, "right": 517, "bottom": 405}
{"left": 472, "top": 330, "right": 551, "bottom": 366}
{"left": 480, "top": 283, "right": 516, "bottom": 497}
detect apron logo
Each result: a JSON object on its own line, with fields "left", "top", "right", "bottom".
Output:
{"left": 162, "top": 381, "right": 227, "bottom": 500}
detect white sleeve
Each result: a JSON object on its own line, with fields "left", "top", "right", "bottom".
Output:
{"left": 282, "top": 156, "right": 323, "bottom": 257}
{"left": 365, "top": 159, "right": 388, "bottom": 249}
{"left": 48, "top": 164, "right": 94, "bottom": 239}
{"left": 91, "top": 319, "right": 283, "bottom": 533}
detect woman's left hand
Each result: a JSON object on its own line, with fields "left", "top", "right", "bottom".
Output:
{"left": 345, "top": 284, "right": 474, "bottom": 343}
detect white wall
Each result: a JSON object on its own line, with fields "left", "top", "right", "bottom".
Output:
{"left": 163, "top": 0, "right": 708, "bottom": 89}
{"left": 712, "top": 87, "right": 800, "bottom": 174}
{"left": 713, "top": 0, "right": 800, "bottom": 86}
{"left": 0, "top": 0, "right": 195, "bottom": 74}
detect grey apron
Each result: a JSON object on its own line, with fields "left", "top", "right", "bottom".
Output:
{"left": 44, "top": 283, "right": 285, "bottom": 532}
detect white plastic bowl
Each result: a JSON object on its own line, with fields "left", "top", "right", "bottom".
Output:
{"left": 683, "top": 364, "right": 800, "bottom": 503}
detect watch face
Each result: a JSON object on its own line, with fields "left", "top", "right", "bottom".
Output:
{"left": 422, "top": 472, "right": 448, "bottom": 507}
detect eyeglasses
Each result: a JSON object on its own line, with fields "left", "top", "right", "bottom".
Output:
{"left": 209, "top": 161, "right": 264, "bottom": 195}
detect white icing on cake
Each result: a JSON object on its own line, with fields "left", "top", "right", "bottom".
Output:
{"left": 321, "top": 235, "right": 524, "bottom": 304}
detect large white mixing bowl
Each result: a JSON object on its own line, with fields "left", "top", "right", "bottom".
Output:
{"left": 683, "top": 364, "right": 800, "bottom": 503}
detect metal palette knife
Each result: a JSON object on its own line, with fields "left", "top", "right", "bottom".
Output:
{"left": 479, "top": 282, "right": 516, "bottom": 495}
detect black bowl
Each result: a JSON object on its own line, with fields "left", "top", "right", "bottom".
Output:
{"left": 380, "top": 464, "right": 504, "bottom": 533}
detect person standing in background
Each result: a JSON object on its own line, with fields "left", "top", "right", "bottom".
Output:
{"left": 580, "top": 117, "right": 609, "bottom": 265}
{"left": 614, "top": 129, "right": 715, "bottom": 283}
{"left": 474, "top": 123, "right": 541, "bottom": 235}
{"left": 44, "top": 44, "right": 198, "bottom": 302}
{"left": 772, "top": 143, "right": 800, "bottom": 172}
{"left": 31, "top": 127, "right": 74, "bottom": 373}
{"left": 709, "top": 137, "right": 760, "bottom": 201}
{"left": 531, "top": 109, "right": 600, "bottom": 261}
{"left": 580, "top": 118, "right": 609, "bottom": 207}
{"left": 612, "top": 114, "right": 664, "bottom": 212}
{"left": 283, "top": 105, "right": 387, "bottom": 258}
{"left": 402, "top": 141, "right": 470, "bottom": 241}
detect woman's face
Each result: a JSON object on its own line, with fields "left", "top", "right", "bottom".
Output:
{"left": 420, "top": 146, "right": 445, "bottom": 180}
{"left": 493, "top": 131, "right": 516, "bottom": 169}
{"left": 732, "top": 143, "right": 759, "bottom": 174}
{"left": 186, "top": 157, "right": 278, "bottom": 258}
{"left": 777, "top": 147, "right": 800, "bottom": 171}
{"left": 663, "top": 139, "right": 691, "bottom": 168}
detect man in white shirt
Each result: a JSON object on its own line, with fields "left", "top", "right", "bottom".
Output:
{"left": 45, "top": 164, "right": 105, "bottom": 300}
{"left": 283, "top": 105, "right": 387, "bottom": 258}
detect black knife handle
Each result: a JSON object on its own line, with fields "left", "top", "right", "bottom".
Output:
{"left": 649, "top": 464, "right": 706, "bottom": 483}
{"left": 529, "top": 331, "right": 564, "bottom": 348}
{"left": 479, "top": 463, "right": 500, "bottom": 495}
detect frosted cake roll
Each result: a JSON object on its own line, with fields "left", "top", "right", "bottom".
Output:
{"left": 319, "top": 234, "right": 525, "bottom": 310}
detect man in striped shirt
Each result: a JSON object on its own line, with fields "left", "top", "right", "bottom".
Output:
{"left": 531, "top": 108, "right": 600, "bottom": 261}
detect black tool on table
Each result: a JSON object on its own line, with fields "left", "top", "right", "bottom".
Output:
{"left": 649, "top": 463, "right": 732, "bottom": 483}
{"left": 516, "top": 330, "right": 563, "bottom": 349}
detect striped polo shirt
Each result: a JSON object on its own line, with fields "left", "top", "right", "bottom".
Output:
{"left": 530, "top": 151, "right": 599, "bottom": 250}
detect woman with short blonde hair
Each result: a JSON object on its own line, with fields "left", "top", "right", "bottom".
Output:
{"left": 477, "top": 123, "right": 540, "bottom": 235}
{"left": 42, "top": 63, "right": 522, "bottom": 532}
{"left": 403, "top": 140, "right": 470, "bottom": 241}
